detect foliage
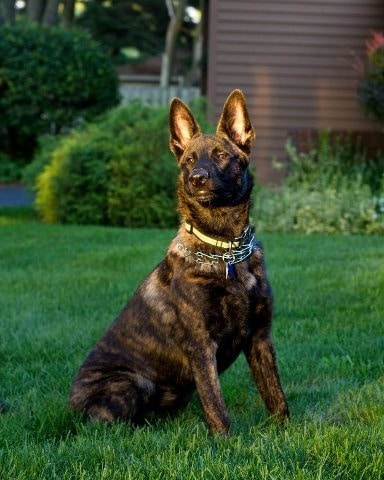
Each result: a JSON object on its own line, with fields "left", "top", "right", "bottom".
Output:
{"left": 0, "top": 0, "right": 76, "bottom": 27}
{"left": 1, "top": 224, "right": 384, "bottom": 478}
{"left": 22, "top": 135, "right": 63, "bottom": 190}
{"left": 76, "top": 0, "right": 169, "bottom": 64}
{"left": 0, "top": 152, "right": 23, "bottom": 182}
{"left": 31, "top": 99, "right": 211, "bottom": 227}
{"left": 254, "top": 131, "right": 384, "bottom": 234}
{"left": 76, "top": 0, "right": 201, "bottom": 79}
{"left": 353, "top": 31, "right": 384, "bottom": 127}
{"left": 0, "top": 23, "right": 120, "bottom": 163}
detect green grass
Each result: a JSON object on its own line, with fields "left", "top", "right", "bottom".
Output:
{"left": 1, "top": 218, "right": 383, "bottom": 479}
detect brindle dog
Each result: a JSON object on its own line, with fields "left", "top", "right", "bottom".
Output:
{"left": 69, "top": 89, "right": 289, "bottom": 435}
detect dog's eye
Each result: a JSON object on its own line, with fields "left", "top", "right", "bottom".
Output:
{"left": 217, "top": 152, "right": 228, "bottom": 161}
{"left": 185, "top": 156, "right": 194, "bottom": 164}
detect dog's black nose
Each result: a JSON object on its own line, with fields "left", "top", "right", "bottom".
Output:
{"left": 189, "top": 168, "right": 210, "bottom": 187}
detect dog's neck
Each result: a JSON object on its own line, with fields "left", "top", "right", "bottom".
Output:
{"left": 178, "top": 198, "right": 251, "bottom": 242}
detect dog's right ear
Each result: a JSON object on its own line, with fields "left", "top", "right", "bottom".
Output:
{"left": 216, "top": 89, "right": 255, "bottom": 156}
{"left": 169, "top": 98, "right": 201, "bottom": 159}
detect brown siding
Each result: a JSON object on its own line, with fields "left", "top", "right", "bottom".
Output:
{"left": 207, "top": 0, "right": 384, "bottom": 184}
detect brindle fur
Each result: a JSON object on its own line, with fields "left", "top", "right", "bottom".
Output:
{"left": 69, "top": 90, "right": 289, "bottom": 435}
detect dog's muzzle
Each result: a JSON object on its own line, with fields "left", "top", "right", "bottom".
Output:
{"left": 189, "top": 168, "right": 210, "bottom": 188}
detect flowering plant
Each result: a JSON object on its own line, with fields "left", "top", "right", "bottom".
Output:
{"left": 353, "top": 32, "right": 384, "bottom": 128}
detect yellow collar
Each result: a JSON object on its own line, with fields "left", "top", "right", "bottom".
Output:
{"left": 184, "top": 222, "right": 243, "bottom": 249}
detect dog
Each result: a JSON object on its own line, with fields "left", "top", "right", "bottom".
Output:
{"left": 69, "top": 89, "right": 289, "bottom": 435}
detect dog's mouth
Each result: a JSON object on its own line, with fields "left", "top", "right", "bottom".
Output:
{"left": 188, "top": 182, "right": 239, "bottom": 206}
{"left": 193, "top": 190, "right": 216, "bottom": 202}
{"left": 192, "top": 190, "right": 217, "bottom": 203}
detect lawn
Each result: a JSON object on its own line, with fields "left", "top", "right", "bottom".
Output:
{"left": 0, "top": 213, "right": 383, "bottom": 479}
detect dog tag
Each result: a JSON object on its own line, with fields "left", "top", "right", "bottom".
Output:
{"left": 226, "top": 263, "right": 235, "bottom": 279}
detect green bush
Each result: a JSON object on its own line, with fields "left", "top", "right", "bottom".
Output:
{"left": 0, "top": 23, "right": 120, "bottom": 163}
{"left": 22, "top": 135, "right": 63, "bottom": 189}
{"left": 36, "top": 130, "right": 112, "bottom": 225}
{"left": 356, "top": 32, "right": 384, "bottom": 128}
{"left": 31, "top": 99, "right": 212, "bottom": 227}
{"left": 284, "top": 131, "right": 384, "bottom": 195}
{"left": 253, "top": 131, "right": 384, "bottom": 235}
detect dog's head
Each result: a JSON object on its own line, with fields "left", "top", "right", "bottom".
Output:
{"left": 169, "top": 90, "right": 256, "bottom": 207}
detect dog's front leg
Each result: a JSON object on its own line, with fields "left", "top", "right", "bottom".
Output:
{"left": 189, "top": 346, "right": 230, "bottom": 435}
{"left": 244, "top": 327, "right": 289, "bottom": 421}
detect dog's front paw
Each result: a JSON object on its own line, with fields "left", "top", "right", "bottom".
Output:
{"left": 206, "top": 411, "right": 231, "bottom": 436}
{"left": 271, "top": 403, "right": 290, "bottom": 424}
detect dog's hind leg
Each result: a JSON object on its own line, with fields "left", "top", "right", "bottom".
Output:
{"left": 69, "top": 370, "right": 155, "bottom": 425}
{"left": 85, "top": 390, "right": 139, "bottom": 422}
{"left": 244, "top": 329, "right": 289, "bottom": 421}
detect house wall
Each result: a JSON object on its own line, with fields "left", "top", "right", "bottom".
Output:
{"left": 207, "top": 0, "right": 384, "bottom": 184}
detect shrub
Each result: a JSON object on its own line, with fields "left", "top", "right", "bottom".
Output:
{"left": 254, "top": 178, "right": 384, "bottom": 235}
{"left": 253, "top": 131, "right": 384, "bottom": 235}
{"left": 284, "top": 131, "right": 384, "bottom": 195}
{"left": 35, "top": 141, "right": 69, "bottom": 224}
{"left": 36, "top": 131, "right": 111, "bottom": 225}
{"left": 22, "top": 136, "right": 63, "bottom": 191}
{"left": 32, "top": 99, "right": 212, "bottom": 227}
{"left": 0, "top": 23, "right": 120, "bottom": 163}
{"left": 353, "top": 32, "right": 384, "bottom": 128}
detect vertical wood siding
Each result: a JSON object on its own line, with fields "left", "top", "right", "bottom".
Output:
{"left": 207, "top": 0, "right": 384, "bottom": 183}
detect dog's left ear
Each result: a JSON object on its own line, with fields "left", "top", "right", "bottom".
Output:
{"left": 216, "top": 89, "right": 255, "bottom": 155}
{"left": 169, "top": 98, "right": 201, "bottom": 160}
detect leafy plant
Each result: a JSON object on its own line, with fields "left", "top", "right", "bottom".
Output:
{"left": 284, "top": 131, "right": 384, "bottom": 195}
{"left": 253, "top": 131, "right": 384, "bottom": 234}
{"left": 22, "top": 135, "right": 63, "bottom": 190}
{"left": 352, "top": 31, "right": 384, "bottom": 128}
{"left": 0, "top": 23, "right": 120, "bottom": 163}
{"left": 35, "top": 131, "right": 111, "bottom": 225}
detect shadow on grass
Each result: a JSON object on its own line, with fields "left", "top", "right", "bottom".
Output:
{"left": 0, "top": 206, "right": 38, "bottom": 225}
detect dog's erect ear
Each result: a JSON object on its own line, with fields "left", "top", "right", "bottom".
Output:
{"left": 216, "top": 89, "right": 255, "bottom": 155}
{"left": 169, "top": 98, "right": 201, "bottom": 159}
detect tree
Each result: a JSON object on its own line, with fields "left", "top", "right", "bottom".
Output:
{"left": 161, "top": 0, "right": 204, "bottom": 87}
{"left": 63, "top": 0, "right": 75, "bottom": 27}
{"left": 0, "top": 24, "right": 120, "bottom": 161}
{"left": 160, "top": 0, "right": 186, "bottom": 87}
{"left": 41, "top": 0, "right": 61, "bottom": 26}
{"left": 25, "top": 0, "right": 75, "bottom": 26}
{"left": 1, "top": 0, "right": 204, "bottom": 84}
{"left": 76, "top": 0, "right": 202, "bottom": 83}
{"left": 0, "top": 0, "right": 63, "bottom": 26}
{"left": 76, "top": 0, "right": 169, "bottom": 63}
{"left": 0, "top": 0, "right": 16, "bottom": 24}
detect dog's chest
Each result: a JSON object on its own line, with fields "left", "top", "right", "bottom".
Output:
{"left": 203, "top": 268, "right": 257, "bottom": 342}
